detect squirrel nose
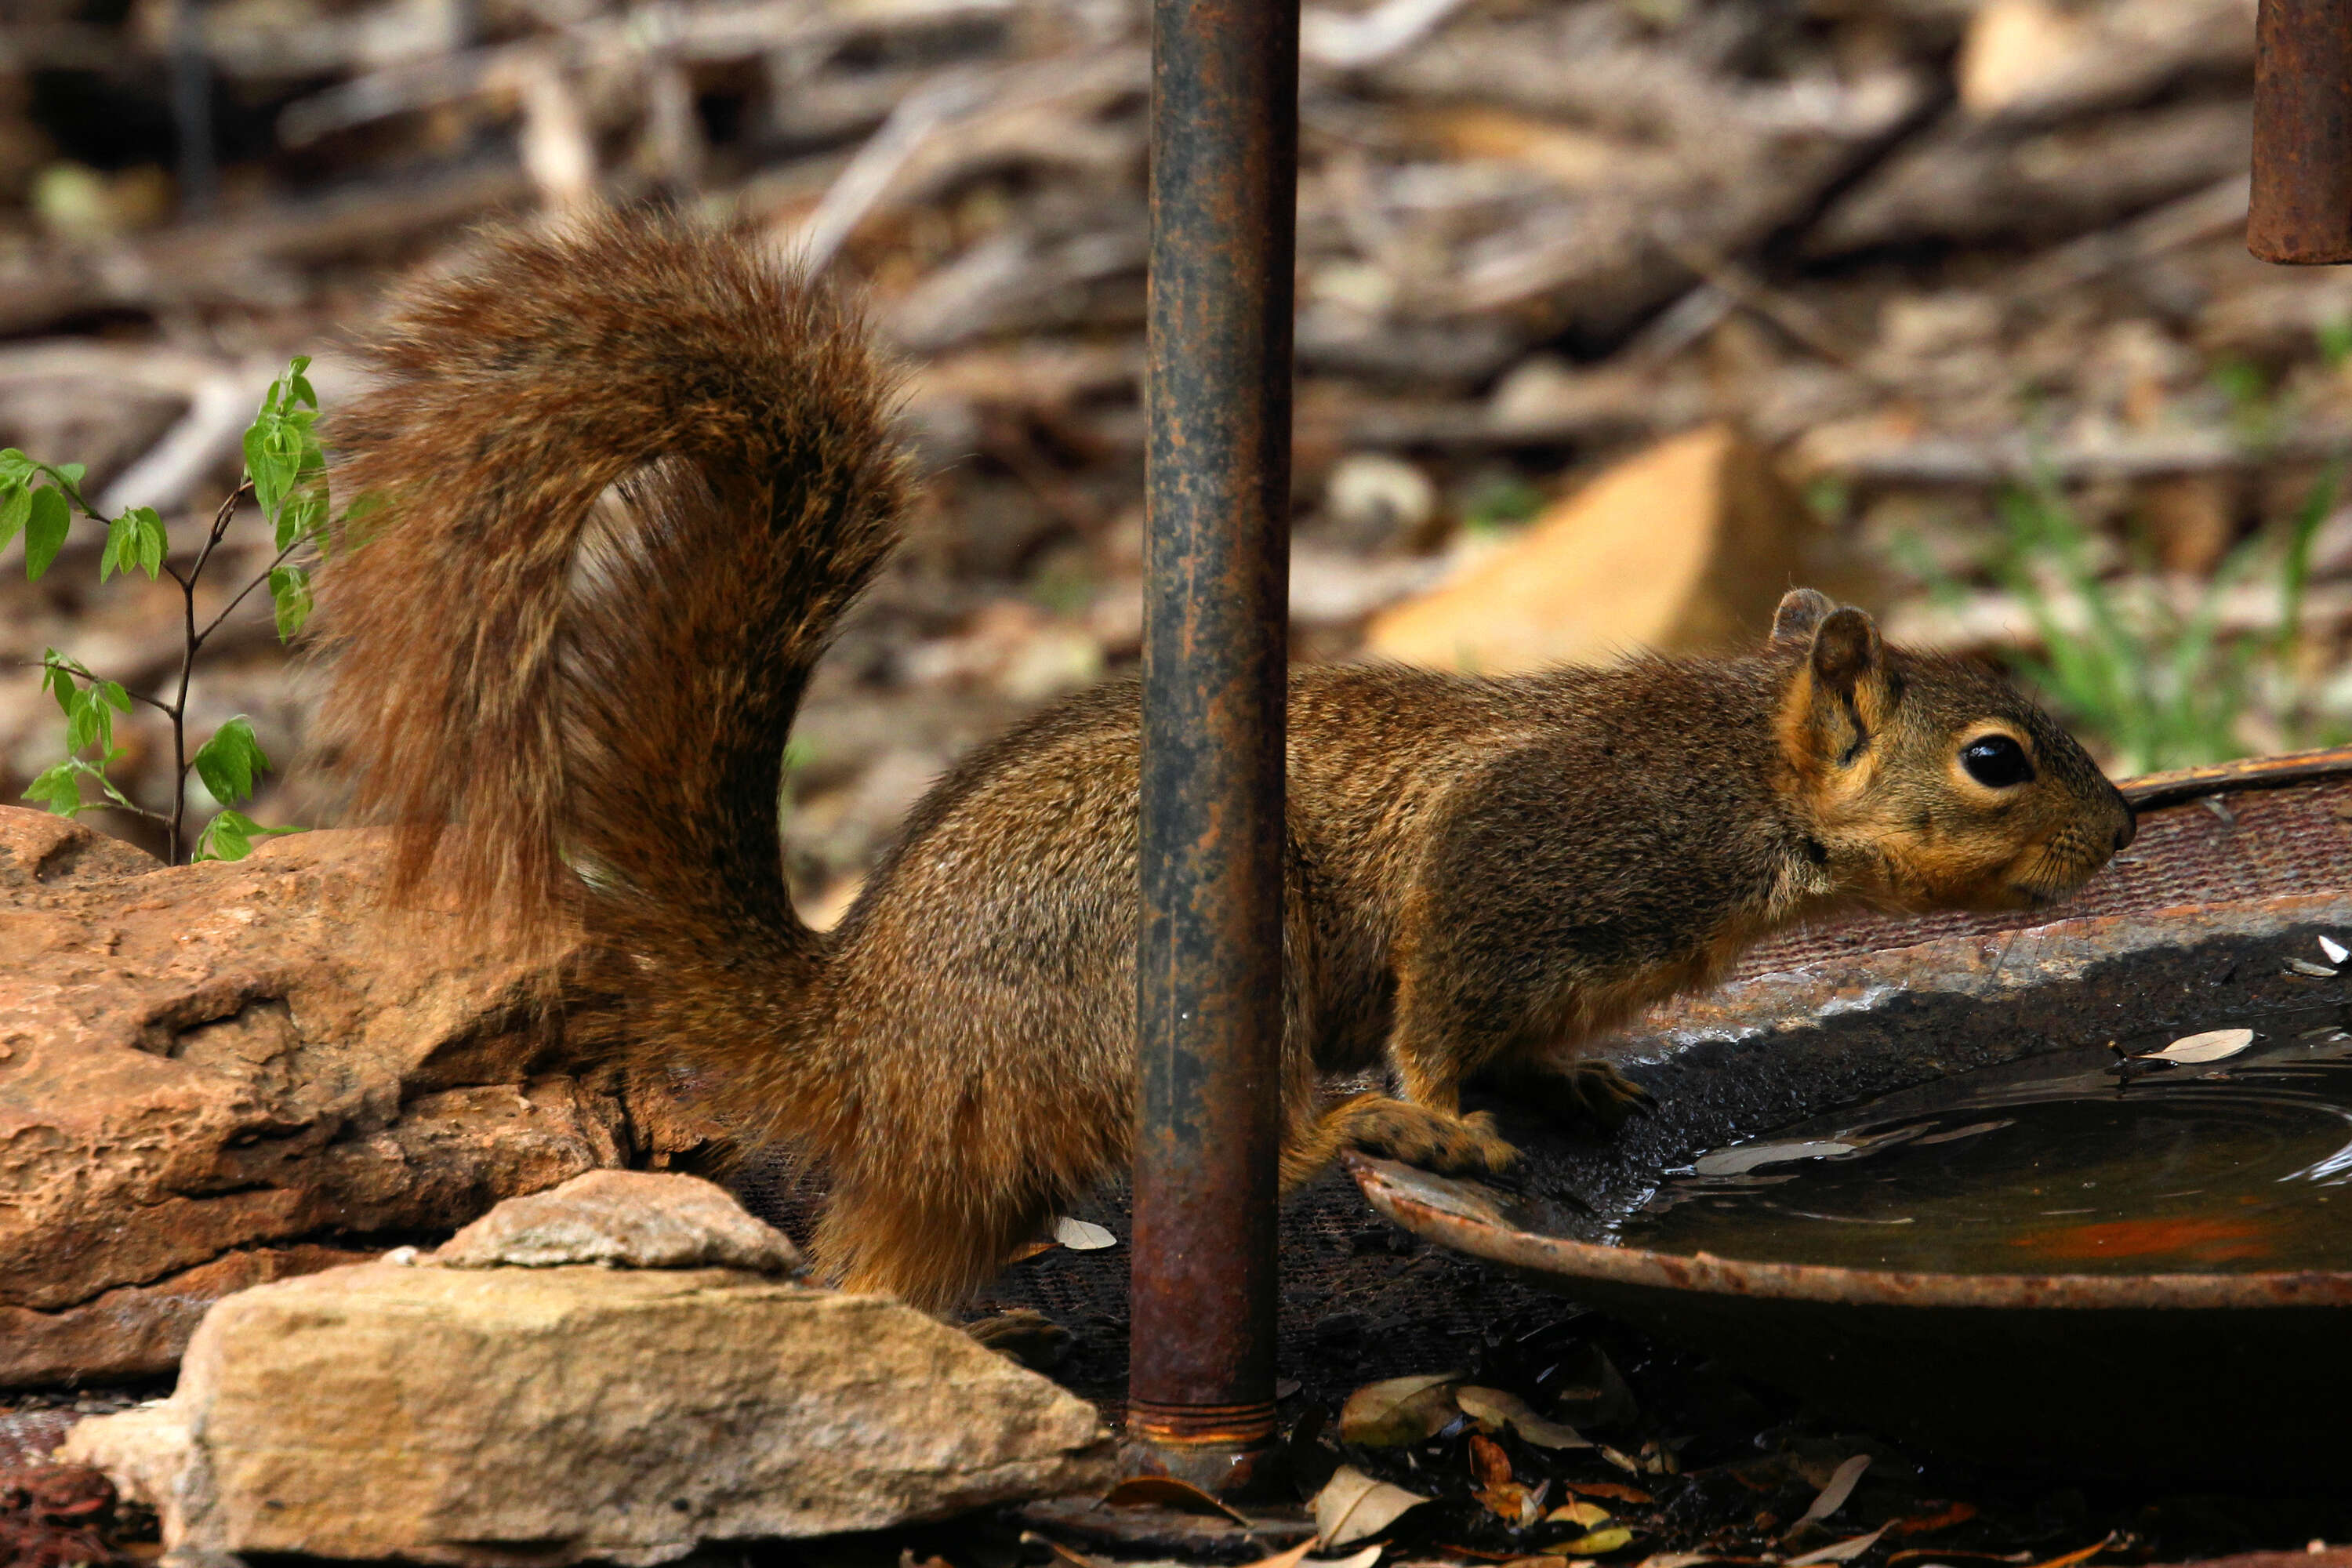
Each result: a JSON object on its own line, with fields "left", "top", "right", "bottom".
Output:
{"left": 2113, "top": 804, "right": 2138, "bottom": 852}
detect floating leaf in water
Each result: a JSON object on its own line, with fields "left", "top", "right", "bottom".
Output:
{"left": 1693, "top": 1139, "right": 1852, "bottom": 1178}
{"left": 1338, "top": 1372, "right": 1460, "bottom": 1446}
{"left": 1912, "top": 1119, "right": 2013, "bottom": 1147}
{"left": 2138, "top": 1028, "right": 2256, "bottom": 1064}
{"left": 1456, "top": 1385, "right": 1592, "bottom": 1450}
{"left": 1052, "top": 1216, "right": 1116, "bottom": 1249}
{"left": 2322, "top": 936, "right": 2349, "bottom": 965}
{"left": 1313, "top": 1465, "right": 1429, "bottom": 1548}
{"left": 1102, "top": 1475, "right": 1247, "bottom": 1523}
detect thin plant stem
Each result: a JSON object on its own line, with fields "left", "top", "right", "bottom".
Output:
{"left": 165, "top": 481, "right": 253, "bottom": 862}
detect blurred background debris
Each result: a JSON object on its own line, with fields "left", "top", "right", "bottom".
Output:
{"left": 5, "top": 0, "right": 2347, "bottom": 913}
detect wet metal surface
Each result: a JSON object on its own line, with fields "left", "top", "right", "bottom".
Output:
{"left": 1129, "top": 0, "right": 1300, "bottom": 1454}
{"left": 2250, "top": 0, "right": 2352, "bottom": 263}
{"left": 1353, "top": 755, "right": 2352, "bottom": 1482}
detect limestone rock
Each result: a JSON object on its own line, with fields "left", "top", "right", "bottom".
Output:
{"left": 0, "top": 807, "right": 667, "bottom": 1386}
{"left": 435, "top": 1169, "right": 802, "bottom": 1272}
{"left": 64, "top": 1262, "right": 1115, "bottom": 1564}
{"left": 1363, "top": 425, "right": 1819, "bottom": 674}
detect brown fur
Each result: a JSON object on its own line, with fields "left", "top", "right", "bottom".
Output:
{"left": 314, "top": 213, "right": 2136, "bottom": 1314}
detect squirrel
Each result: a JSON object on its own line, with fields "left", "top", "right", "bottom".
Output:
{"left": 313, "top": 209, "right": 2136, "bottom": 1316}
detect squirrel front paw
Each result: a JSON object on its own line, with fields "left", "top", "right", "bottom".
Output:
{"left": 1341, "top": 1098, "right": 1525, "bottom": 1183}
{"left": 1503, "top": 1060, "right": 1657, "bottom": 1130}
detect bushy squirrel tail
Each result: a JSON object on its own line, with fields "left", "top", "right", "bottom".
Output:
{"left": 315, "top": 209, "right": 908, "bottom": 1070}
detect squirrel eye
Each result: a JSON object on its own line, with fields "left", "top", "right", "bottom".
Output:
{"left": 1961, "top": 735, "right": 2034, "bottom": 789}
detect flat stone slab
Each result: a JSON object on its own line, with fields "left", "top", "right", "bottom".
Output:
{"left": 65, "top": 1261, "right": 1113, "bottom": 1565}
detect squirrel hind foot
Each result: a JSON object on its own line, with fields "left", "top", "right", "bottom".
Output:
{"left": 1304, "top": 1094, "right": 1525, "bottom": 1187}
{"left": 964, "top": 1308, "right": 1075, "bottom": 1373}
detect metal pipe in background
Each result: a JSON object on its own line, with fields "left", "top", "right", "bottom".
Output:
{"left": 168, "top": 0, "right": 217, "bottom": 220}
{"left": 1129, "top": 0, "right": 1299, "bottom": 1491}
{"left": 2249, "top": 0, "right": 2352, "bottom": 263}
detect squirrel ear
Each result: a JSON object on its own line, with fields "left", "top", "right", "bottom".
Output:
{"left": 1770, "top": 588, "right": 1837, "bottom": 647}
{"left": 1809, "top": 606, "right": 1882, "bottom": 697}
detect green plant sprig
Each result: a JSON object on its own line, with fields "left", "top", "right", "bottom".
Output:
{"left": 5, "top": 357, "right": 329, "bottom": 863}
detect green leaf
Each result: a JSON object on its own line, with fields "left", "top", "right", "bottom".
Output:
{"left": 24, "top": 485, "right": 68, "bottom": 580}
{"left": 193, "top": 716, "right": 269, "bottom": 807}
{"left": 274, "top": 484, "right": 327, "bottom": 552}
{"left": 21, "top": 762, "right": 85, "bottom": 818}
{"left": 38, "top": 651, "right": 74, "bottom": 714}
{"left": 194, "top": 808, "right": 300, "bottom": 862}
{"left": 100, "top": 511, "right": 132, "bottom": 581}
{"left": 268, "top": 563, "right": 314, "bottom": 641}
{"left": 0, "top": 481, "right": 27, "bottom": 550}
{"left": 64, "top": 684, "right": 117, "bottom": 754}
{"left": 194, "top": 810, "right": 250, "bottom": 861}
{"left": 131, "top": 506, "right": 166, "bottom": 578}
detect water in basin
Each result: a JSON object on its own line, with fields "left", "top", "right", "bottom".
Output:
{"left": 1616, "top": 1006, "right": 2352, "bottom": 1274}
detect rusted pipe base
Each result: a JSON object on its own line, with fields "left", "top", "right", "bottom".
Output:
{"left": 1120, "top": 1399, "right": 1285, "bottom": 1498}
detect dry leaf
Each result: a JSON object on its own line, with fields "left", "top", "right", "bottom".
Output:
{"left": 1339, "top": 1372, "right": 1461, "bottom": 1446}
{"left": 1052, "top": 1216, "right": 1116, "bottom": 1249}
{"left": 1102, "top": 1474, "right": 1247, "bottom": 1523}
{"left": 2023, "top": 1535, "right": 2117, "bottom": 1568}
{"left": 1315, "top": 1465, "right": 1431, "bottom": 1548}
{"left": 1469, "top": 1432, "right": 1533, "bottom": 1523}
{"left": 1019, "top": 1531, "right": 1102, "bottom": 1568}
{"left": 1888, "top": 1501, "right": 1978, "bottom": 1537}
{"left": 2288, "top": 959, "right": 2341, "bottom": 978}
{"left": 1637, "top": 1555, "right": 1723, "bottom": 1568}
{"left": 1318, "top": 1548, "right": 1385, "bottom": 1568}
{"left": 1456, "top": 1385, "right": 1593, "bottom": 1450}
{"left": 1241, "top": 1543, "right": 1318, "bottom": 1568}
{"left": 1788, "top": 1526, "right": 1889, "bottom": 1566}
{"left": 1558, "top": 1526, "right": 1636, "bottom": 1555}
{"left": 1787, "top": 1454, "right": 1870, "bottom": 1538}
{"left": 1564, "top": 1480, "right": 1653, "bottom": 1505}
{"left": 1548, "top": 1501, "right": 1615, "bottom": 1528}
{"left": 1006, "top": 1238, "right": 1056, "bottom": 1262}
{"left": 2139, "top": 1028, "right": 2256, "bottom": 1064}
{"left": 2321, "top": 936, "right": 2348, "bottom": 965}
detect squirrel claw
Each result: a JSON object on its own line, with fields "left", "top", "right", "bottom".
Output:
{"left": 1507, "top": 1061, "right": 1656, "bottom": 1130}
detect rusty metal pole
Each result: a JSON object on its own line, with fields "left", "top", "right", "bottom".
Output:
{"left": 1129, "top": 0, "right": 1298, "bottom": 1491}
{"left": 2250, "top": 0, "right": 2352, "bottom": 263}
